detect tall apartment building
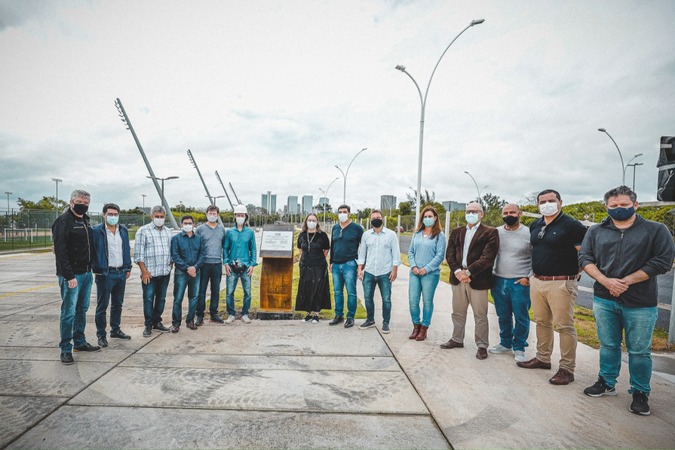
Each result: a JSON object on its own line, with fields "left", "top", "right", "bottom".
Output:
{"left": 301, "top": 195, "right": 313, "bottom": 215}
{"left": 287, "top": 196, "right": 298, "bottom": 214}
{"left": 261, "top": 192, "right": 277, "bottom": 213}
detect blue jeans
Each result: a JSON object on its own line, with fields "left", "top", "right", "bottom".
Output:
{"left": 226, "top": 271, "right": 252, "bottom": 316}
{"left": 492, "top": 276, "right": 531, "bottom": 351}
{"left": 58, "top": 272, "right": 93, "bottom": 352}
{"left": 362, "top": 272, "right": 392, "bottom": 324}
{"left": 593, "top": 296, "right": 657, "bottom": 395}
{"left": 94, "top": 270, "right": 127, "bottom": 338}
{"left": 197, "top": 262, "right": 222, "bottom": 318}
{"left": 141, "top": 274, "right": 170, "bottom": 327}
{"left": 332, "top": 260, "right": 358, "bottom": 319}
{"left": 172, "top": 269, "right": 200, "bottom": 326}
{"left": 408, "top": 272, "right": 440, "bottom": 327}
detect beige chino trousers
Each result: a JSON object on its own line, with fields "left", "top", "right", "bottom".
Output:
{"left": 450, "top": 283, "right": 489, "bottom": 348}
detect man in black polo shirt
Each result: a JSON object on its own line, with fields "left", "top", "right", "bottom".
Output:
{"left": 517, "top": 189, "right": 586, "bottom": 385}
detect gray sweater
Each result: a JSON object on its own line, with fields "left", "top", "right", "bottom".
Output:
{"left": 579, "top": 215, "right": 674, "bottom": 308}
{"left": 195, "top": 223, "right": 227, "bottom": 264}
{"left": 493, "top": 224, "right": 532, "bottom": 278}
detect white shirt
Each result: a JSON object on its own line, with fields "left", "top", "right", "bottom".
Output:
{"left": 357, "top": 227, "right": 401, "bottom": 277}
{"left": 461, "top": 223, "right": 481, "bottom": 269}
{"left": 106, "top": 226, "right": 124, "bottom": 268}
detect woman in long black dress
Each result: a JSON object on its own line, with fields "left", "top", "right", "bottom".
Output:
{"left": 295, "top": 213, "right": 331, "bottom": 323}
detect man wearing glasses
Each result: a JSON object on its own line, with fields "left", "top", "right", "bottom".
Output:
{"left": 517, "top": 189, "right": 586, "bottom": 385}
{"left": 329, "top": 204, "right": 364, "bottom": 328}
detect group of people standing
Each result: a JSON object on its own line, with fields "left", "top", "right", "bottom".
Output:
{"left": 53, "top": 195, "right": 256, "bottom": 364}
{"left": 52, "top": 185, "right": 673, "bottom": 417}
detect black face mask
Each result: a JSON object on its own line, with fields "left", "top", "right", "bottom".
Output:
{"left": 72, "top": 203, "right": 89, "bottom": 215}
{"left": 502, "top": 215, "right": 519, "bottom": 226}
{"left": 371, "top": 218, "right": 383, "bottom": 228}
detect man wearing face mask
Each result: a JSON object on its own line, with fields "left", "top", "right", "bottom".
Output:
{"left": 170, "top": 215, "right": 206, "bottom": 332}
{"left": 223, "top": 204, "right": 257, "bottom": 324}
{"left": 329, "top": 204, "right": 364, "bottom": 328}
{"left": 443, "top": 202, "right": 499, "bottom": 360}
{"left": 91, "top": 203, "right": 132, "bottom": 348}
{"left": 517, "top": 189, "right": 586, "bottom": 386}
{"left": 357, "top": 210, "right": 401, "bottom": 333}
{"left": 195, "top": 205, "right": 227, "bottom": 325}
{"left": 490, "top": 204, "right": 532, "bottom": 363}
{"left": 580, "top": 186, "right": 673, "bottom": 416}
{"left": 134, "top": 205, "right": 173, "bottom": 337}
{"left": 52, "top": 190, "right": 99, "bottom": 364}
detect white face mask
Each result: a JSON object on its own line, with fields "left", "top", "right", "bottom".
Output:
{"left": 307, "top": 220, "right": 317, "bottom": 230}
{"left": 182, "top": 224, "right": 193, "bottom": 233}
{"left": 236, "top": 217, "right": 246, "bottom": 226}
{"left": 539, "top": 202, "right": 559, "bottom": 217}
{"left": 153, "top": 217, "right": 165, "bottom": 227}
{"left": 338, "top": 213, "right": 349, "bottom": 223}
{"left": 465, "top": 213, "right": 480, "bottom": 225}
{"left": 207, "top": 215, "right": 218, "bottom": 223}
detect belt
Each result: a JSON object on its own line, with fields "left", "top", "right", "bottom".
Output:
{"left": 109, "top": 266, "right": 126, "bottom": 272}
{"left": 533, "top": 274, "right": 578, "bottom": 281}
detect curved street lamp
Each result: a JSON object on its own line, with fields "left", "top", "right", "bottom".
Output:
{"left": 335, "top": 148, "right": 367, "bottom": 205}
{"left": 396, "top": 19, "right": 485, "bottom": 228}
{"left": 320, "top": 176, "right": 340, "bottom": 228}
{"left": 598, "top": 128, "right": 628, "bottom": 185}
{"left": 464, "top": 171, "right": 488, "bottom": 205}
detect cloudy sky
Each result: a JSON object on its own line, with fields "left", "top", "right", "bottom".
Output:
{"left": 1, "top": 0, "right": 673, "bottom": 214}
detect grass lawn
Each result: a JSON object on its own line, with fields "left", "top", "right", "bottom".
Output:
{"left": 400, "top": 254, "right": 674, "bottom": 352}
{"left": 218, "top": 256, "right": 367, "bottom": 320}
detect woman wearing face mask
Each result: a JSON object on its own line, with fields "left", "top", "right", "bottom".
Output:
{"left": 295, "top": 214, "right": 331, "bottom": 323}
{"left": 408, "top": 206, "right": 446, "bottom": 341}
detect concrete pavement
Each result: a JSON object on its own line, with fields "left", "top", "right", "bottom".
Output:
{"left": 0, "top": 250, "right": 674, "bottom": 448}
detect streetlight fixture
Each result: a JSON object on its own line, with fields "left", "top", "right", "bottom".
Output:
{"left": 335, "top": 148, "right": 367, "bottom": 206}
{"left": 464, "top": 171, "right": 489, "bottom": 205}
{"left": 51, "top": 178, "right": 62, "bottom": 217}
{"left": 141, "top": 194, "right": 147, "bottom": 225}
{"left": 627, "top": 162, "right": 644, "bottom": 192}
{"left": 396, "top": 19, "right": 485, "bottom": 228}
{"left": 4, "top": 192, "right": 11, "bottom": 231}
{"left": 598, "top": 128, "right": 630, "bottom": 185}
{"left": 210, "top": 195, "right": 225, "bottom": 206}
{"left": 320, "top": 176, "right": 340, "bottom": 228}
{"left": 146, "top": 175, "right": 179, "bottom": 203}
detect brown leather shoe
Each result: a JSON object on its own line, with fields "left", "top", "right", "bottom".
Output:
{"left": 476, "top": 347, "right": 488, "bottom": 360}
{"left": 440, "top": 340, "right": 464, "bottom": 349}
{"left": 549, "top": 368, "right": 574, "bottom": 385}
{"left": 516, "top": 357, "right": 552, "bottom": 369}
{"left": 416, "top": 325, "right": 428, "bottom": 341}
{"left": 409, "top": 324, "right": 421, "bottom": 340}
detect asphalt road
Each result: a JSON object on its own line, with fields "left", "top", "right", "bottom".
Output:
{"left": 398, "top": 235, "right": 674, "bottom": 330}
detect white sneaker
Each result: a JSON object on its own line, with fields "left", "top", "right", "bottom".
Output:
{"left": 514, "top": 350, "right": 527, "bottom": 362}
{"left": 241, "top": 314, "right": 252, "bottom": 324}
{"left": 488, "top": 344, "right": 512, "bottom": 354}
{"left": 225, "top": 315, "right": 236, "bottom": 324}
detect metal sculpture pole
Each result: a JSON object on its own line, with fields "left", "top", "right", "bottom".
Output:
{"left": 229, "top": 182, "right": 242, "bottom": 205}
{"left": 114, "top": 98, "right": 179, "bottom": 229}
{"left": 214, "top": 171, "right": 235, "bottom": 210}
{"left": 187, "top": 149, "right": 223, "bottom": 225}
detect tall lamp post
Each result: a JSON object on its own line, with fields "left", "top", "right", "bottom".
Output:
{"left": 320, "top": 176, "right": 339, "bottom": 228}
{"left": 335, "top": 148, "right": 367, "bottom": 206}
{"left": 141, "top": 194, "right": 147, "bottom": 225}
{"left": 598, "top": 128, "right": 628, "bottom": 185}
{"left": 627, "top": 162, "right": 644, "bottom": 192}
{"left": 4, "top": 191, "right": 11, "bottom": 231}
{"left": 51, "top": 178, "right": 62, "bottom": 219}
{"left": 463, "top": 171, "right": 488, "bottom": 205}
{"left": 396, "top": 19, "right": 485, "bottom": 228}
{"left": 146, "top": 175, "right": 179, "bottom": 204}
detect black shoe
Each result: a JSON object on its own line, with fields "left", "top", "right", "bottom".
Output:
{"left": 584, "top": 377, "right": 617, "bottom": 398}
{"left": 311, "top": 314, "right": 320, "bottom": 324}
{"left": 110, "top": 330, "right": 131, "bottom": 340}
{"left": 344, "top": 318, "right": 355, "bottom": 328}
{"left": 98, "top": 336, "right": 108, "bottom": 348}
{"left": 73, "top": 342, "right": 101, "bottom": 352}
{"left": 328, "top": 316, "right": 344, "bottom": 326}
{"left": 304, "top": 313, "right": 312, "bottom": 322}
{"left": 359, "top": 319, "right": 376, "bottom": 330}
{"left": 629, "top": 391, "right": 650, "bottom": 416}
{"left": 195, "top": 316, "right": 204, "bottom": 327}
{"left": 153, "top": 322, "right": 170, "bottom": 332}
{"left": 170, "top": 324, "right": 180, "bottom": 333}
{"left": 210, "top": 314, "right": 224, "bottom": 324}
{"left": 60, "top": 352, "right": 74, "bottom": 365}
{"left": 143, "top": 326, "right": 152, "bottom": 338}
{"left": 186, "top": 320, "right": 197, "bottom": 330}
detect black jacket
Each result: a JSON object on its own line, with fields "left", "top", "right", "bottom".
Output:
{"left": 52, "top": 208, "right": 93, "bottom": 280}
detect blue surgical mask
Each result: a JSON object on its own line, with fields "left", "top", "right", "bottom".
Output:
{"left": 422, "top": 217, "right": 435, "bottom": 227}
{"left": 607, "top": 206, "right": 635, "bottom": 222}
{"left": 465, "top": 213, "right": 479, "bottom": 225}
{"left": 106, "top": 215, "right": 119, "bottom": 226}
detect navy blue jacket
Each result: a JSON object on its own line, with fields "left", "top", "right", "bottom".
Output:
{"left": 171, "top": 231, "right": 206, "bottom": 271}
{"left": 91, "top": 223, "right": 132, "bottom": 275}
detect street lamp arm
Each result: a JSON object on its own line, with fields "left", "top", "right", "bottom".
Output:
{"left": 599, "top": 128, "right": 625, "bottom": 185}
{"left": 345, "top": 148, "right": 367, "bottom": 179}
{"left": 398, "top": 69, "right": 424, "bottom": 109}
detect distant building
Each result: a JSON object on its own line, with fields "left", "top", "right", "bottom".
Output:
{"left": 261, "top": 192, "right": 277, "bottom": 213}
{"left": 302, "top": 195, "right": 313, "bottom": 215}
{"left": 318, "top": 196, "right": 329, "bottom": 206}
{"left": 287, "top": 196, "right": 298, "bottom": 214}
{"left": 380, "top": 195, "right": 397, "bottom": 214}
{"left": 442, "top": 201, "right": 466, "bottom": 212}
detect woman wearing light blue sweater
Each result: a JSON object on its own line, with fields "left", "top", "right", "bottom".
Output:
{"left": 408, "top": 206, "right": 446, "bottom": 341}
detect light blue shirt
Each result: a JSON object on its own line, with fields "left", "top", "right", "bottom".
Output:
{"left": 357, "top": 227, "right": 401, "bottom": 277}
{"left": 408, "top": 231, "right": 446, "bottom": 274}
